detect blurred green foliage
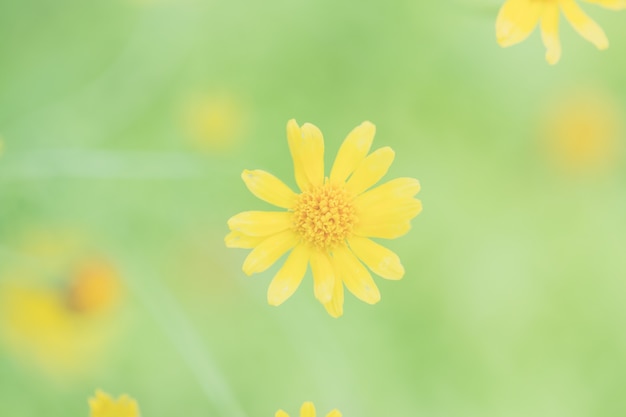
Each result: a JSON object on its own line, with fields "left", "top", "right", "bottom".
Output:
{"left": 1, "top": 1, "right": 626, "bottom": 416}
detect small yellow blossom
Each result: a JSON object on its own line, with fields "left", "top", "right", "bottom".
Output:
{"left": 496, "top": 0, "right": 625, "bottom": 64}
{"left": 226, "top": 120, "right": 422, "bottom": 317}
{"left": 182, "top": 93, "right": 248, "bottom": 152}
{"left": 276, "top": 402, "right": 341, "bottom": 417}
{"left": 540, "top": 88, "right": 623, "bottom": 175}
{"left": 89, "top": 390, "right": 140, "bottom": 417}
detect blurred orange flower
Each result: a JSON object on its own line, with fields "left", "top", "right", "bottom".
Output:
{"left": 0, "top": 231, "right": 125, "bottom": 378}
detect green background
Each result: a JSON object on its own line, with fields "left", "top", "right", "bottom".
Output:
{"left": 1, "top": 0, "right": 626, "bottom": 416}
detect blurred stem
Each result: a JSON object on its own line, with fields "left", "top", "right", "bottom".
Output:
{"left": 121, "top": 258, "right": 249, "bottom": 417}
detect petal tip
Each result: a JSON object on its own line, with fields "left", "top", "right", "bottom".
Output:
{"left": 361, "top": 286, "right": 381, "bottom": 305}
{"left": 361, "top": 120, "right": 376, "bottom": 130}
{"left": 315, "top": 287, "right": 333, "bottom": 304}
{"left": 328, "top": 310, "right": 343, "bottom": 318}
{"left": 324, "top": 302, "right": 344, "bottom": 318}
{"left": 496, "top": 36, "right": 510, "bottom": 48}
{"left": 267, "top": 287, "right": 290, "bottom": 306}
{"left": 546, "top": 55, "right": 560, "bottom": 65}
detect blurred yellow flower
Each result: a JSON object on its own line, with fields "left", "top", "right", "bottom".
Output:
{"left": 0, "top": 233, "right": 124, "bottom": 377}
{"left": 496, "top": 0, "right": 625, "bottom": 64}
{"left": 182, "top": 93, "right": 248, "bottom": 152}
{"left": 275, "top": 402, "right": 341, "bottom": 417}
{"left": 226, "top": 120, "right": 422, "bottom": 317}
{"left": 67, "top": 258, "right": 122, "bottom": 313}
{"left": 540, "top": 88, "right": 623, "bottom": 175}
{"left": 89, "top": 390, "right": 140, "bottom": 417}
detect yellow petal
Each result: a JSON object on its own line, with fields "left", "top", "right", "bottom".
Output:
{"left": 496, "top": 0, "right": 544, "bottom": 47}
{"left": 541, "top": 3, "right": 562, "bottom": 64}
{"left": 242, "top": 230, "right": 299, "bottom": 276}
{"left": 267, "top": 244, "right": 310, "bottom": 306}
{"left": 89, "top": 390, "right": 140, "bottom": 417}
{"left": 300, "top": 402, "right": 316, "bottom": 417}
{"left": 329, "top": 121, "right": 376, "bottom": 184}
{"left": 355, "top": 177, "right": 420, "bottom": 208}
{"left": 323, "top": 266, "right": 345, "bottom": 318}
{"left": 354, "top": 198, "right": 422, "bottom": 239}
{"left": 357, "top": 198, "right": 423, "bottom": 226}
{"left": 333, "top": 245, "right": 380, "bottom": 304}
{"left": 287, "top": 119, "right": 312, "bottom": 192}
{"left": 583, "top": 0, "right": 626, "bottom": 10}
{"left": 310, "top": 250, "right": 335, "bottom": 303}
{"left": 276, "top": 411, "right": 290, "bottom": 417}
{"left": 326, "top": 411, "right": 342, "bottom": 417}
{"left": 241, "top": 169, "right": 297, "bottom": 209}
{"left": 227, "top": 211, "right": 293, "bottom": 236}
{"left": 348, "top": 236, "right": 405, "bottom": 280}
{"left": 224, "top": 231, "right": 266, "bottom": 249}
{"left": 345, "top": 147, "right": 395, "bottom": 196}
{"left": 353, "top": 221, "right": 412, "bottom": 240}
{"left": 300, "top": 123, "right": 325, "bottom": 187}
{"left": 559, "top": 0, "right": 609, "bottom": 49}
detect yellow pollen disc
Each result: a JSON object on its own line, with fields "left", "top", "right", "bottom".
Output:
{"left": 292, "top": 183, "right": 356, "bottom": 249}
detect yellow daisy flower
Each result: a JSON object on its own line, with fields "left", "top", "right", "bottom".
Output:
{"left": 496, "top": 0, "right": 625, "bottom": 64}
{"left": 226, "top": 120, "right": 422, "bottom": 317}
{"left": 275, "top": 401, "right": 341, "bottom": 417}
{"left": 89, "top": 390, "right": 140, "bottom": 417}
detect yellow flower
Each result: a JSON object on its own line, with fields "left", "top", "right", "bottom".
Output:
{"left": 226, "top": 120, "right": 422, "bottom": 317}
{"left": 182, "top": 92, "right": 248, "bottom": 152}
{"left": 89, "top": 390, "right": 140, "bottom": 417}
{"left": 540, "top": 88, "right": 623, "bottom": 175}
{"left": 275, "top": 402, "right": 341, "bottom": 417}
{"left": 496, "top": 0, "right": 625, "bottom": 64}
{"left": 0, "top": 231, "right": 124, "bottom": 377}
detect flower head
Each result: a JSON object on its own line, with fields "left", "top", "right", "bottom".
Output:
{"left": 0, "top": 231, "right": 124, "bottom": 377}
{"left": 275, "top": 402, "right": 341, "bottom": 417}
{"left": 182, "top": 92, "right": 248, "bottom": 152}
{"left": 226, "top": 120, "right": 422, "bottom": 317}
{"left": 66, "top": 258, "right": 122, "bottom": 314}
{"left": 89, "top": 390, "right": 140, "bottom": 417}
{"left": 540, "top": 88, "right": 623, "bottom": 175}
{"left": 496, "top": 0, "right": 625, "bottom": 64}
{"left": 0, "top": 263, "right": 122, "bottom": 376}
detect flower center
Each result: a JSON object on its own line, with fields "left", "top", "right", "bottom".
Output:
{"left": 292, "top": 183, "right": 356, "bottom": 249}
{"left": 66, "top": 260, "right": 121, "bottom": 314}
